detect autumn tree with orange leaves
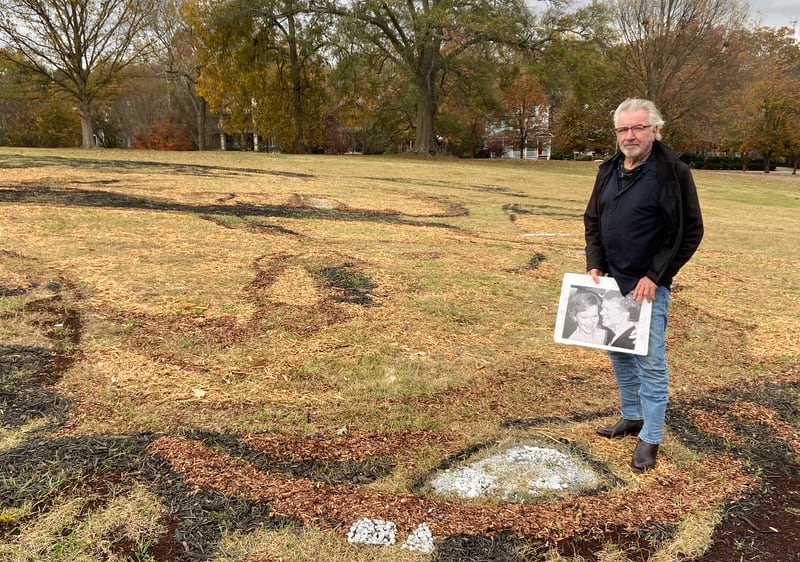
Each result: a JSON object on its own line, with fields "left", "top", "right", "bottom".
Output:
{"left": 500, "top": 74, "right": 549, "bottom": 159}
{"left": 727, "top": 27, "right": 800, "bottom": 172}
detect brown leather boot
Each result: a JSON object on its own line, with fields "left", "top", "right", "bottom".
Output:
{"left": 631, "top": 439, "right": 659, "bottom": 472}
{"left": 596, "top": 418, "right": 643, "bottom": 439}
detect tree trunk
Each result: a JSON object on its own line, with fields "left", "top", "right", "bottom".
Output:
{"left": 469, "top": 120, "right": 482, "bottom": 158}
{"left": 196, "top": 98, "right": 207, "bottom": 151}
{"left": 288, "top": 15, "right": 305, "bottom": 154}
{"left": 413, "top": 62, "right": 440, "bottom": 154}
{"left": 79, "top": 100, "right": 94, "bottom": 148}
{"left": 414, "top": 97, "right": 438, "bottom": 154}
{"left": 411, "top": 38, "right": 442, "bottom": 155}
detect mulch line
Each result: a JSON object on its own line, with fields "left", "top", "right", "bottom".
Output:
{"left": 149, "top": 433, "right": 755, "bottom": 543}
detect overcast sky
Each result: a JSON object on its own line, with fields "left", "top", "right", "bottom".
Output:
{"left": 749, "top": 0, "right": 799, "bottom": 29}
{"left": 557, "top": 1, "right": 799, "bottom": 33}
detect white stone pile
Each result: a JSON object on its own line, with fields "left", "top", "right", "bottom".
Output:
{"left": 347, "top": 518, "right": 435, "bottom": 554}
{"left": 347, "top": 518, "right": 397, "bottom": 546}
{"left": 402, "top": 522, "right": 435, "bottom": 554}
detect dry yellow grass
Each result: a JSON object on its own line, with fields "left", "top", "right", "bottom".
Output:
{"left": 2, "top": 147, "right": 797, "bottom": 435}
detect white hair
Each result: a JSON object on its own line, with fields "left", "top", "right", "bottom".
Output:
{"left": 614, "top": 98, "right": 665, "bottom": 140}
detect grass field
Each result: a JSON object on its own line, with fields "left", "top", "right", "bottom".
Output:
{"left": 1, "top": 147, "right": 798, "bottom": 561}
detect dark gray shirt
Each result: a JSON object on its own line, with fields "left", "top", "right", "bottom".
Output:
{"left": 598, "top": 154, "right": 668, "bottom": 294}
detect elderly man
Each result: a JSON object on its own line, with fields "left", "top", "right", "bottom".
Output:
{"left": 584, "top": 98, "right": 704, "bottom": 472}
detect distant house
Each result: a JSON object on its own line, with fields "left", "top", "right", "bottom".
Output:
{"left": 486, "top": 106, "right": 552, "bottom": 160}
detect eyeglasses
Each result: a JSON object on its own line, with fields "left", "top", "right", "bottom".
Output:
{"left": 613, "top": 125, "right": 653, "bottom": 135}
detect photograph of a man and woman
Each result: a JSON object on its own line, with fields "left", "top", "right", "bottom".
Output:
{"left": 554, "top": 273, "right": 652, "bottom": 355}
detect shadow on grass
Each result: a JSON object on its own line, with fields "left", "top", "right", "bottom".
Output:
{"left": 0, "top": 345, "right": 71, "bottom": 430}
{"left": 0, "top": 432, "right": 280, "bottom": 561}
{"left": 0, "top": 153, "right": 314, "bottom": 178}
{"left": 0, "top": 184, "right": 463, "bottom": 230}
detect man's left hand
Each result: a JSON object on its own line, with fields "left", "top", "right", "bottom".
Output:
{"left": 633, "top": 277, "right": 657, "bottom": 304}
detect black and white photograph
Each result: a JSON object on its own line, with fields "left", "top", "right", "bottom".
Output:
{"left": 554, "top": 273, "right": 652, "bottom": 355}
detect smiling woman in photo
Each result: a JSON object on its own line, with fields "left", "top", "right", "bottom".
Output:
{"left": 565, "top": 291, "right": 611, "bottom": 345}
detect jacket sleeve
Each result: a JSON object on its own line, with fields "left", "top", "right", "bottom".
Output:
{"left": 649, "top": 161, "right": 704, "bottom": 283}
{"left": 669, "top": 163, "right": 704, "bottom": 277}
{"left": 583, "top": 173, "right": 607, "bottom": 273}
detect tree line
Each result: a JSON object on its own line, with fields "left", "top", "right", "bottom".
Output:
{"left": 0, "top": 0, "right": 798, "bottom": 170}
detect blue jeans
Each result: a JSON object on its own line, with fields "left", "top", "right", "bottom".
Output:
{"left": 606, "top": 286, "right": 670, "bottom": 445}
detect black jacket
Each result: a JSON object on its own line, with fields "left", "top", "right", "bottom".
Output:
{"left": 584, "top": 140, "right": 704, "bottom": 294}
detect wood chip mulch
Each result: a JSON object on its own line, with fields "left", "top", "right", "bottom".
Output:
{"left": 149, "top": 435, "right": 756, "bottom": 543}
{"left": 689, "top": 408, "right": 745, "bottom": 446}
{"left": 728, "top": 401, "right": 800, "bottom": 452}
{"left": 242, "top": 429, "right": 455, "bottom": 463}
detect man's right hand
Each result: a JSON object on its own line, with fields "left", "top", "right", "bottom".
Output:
{"left": 588, "top": 269, "right": 605, "bottom": 284}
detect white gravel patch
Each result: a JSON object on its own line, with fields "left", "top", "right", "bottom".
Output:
{"left": 347, "top": 518, "right": 397, "bottom": 546}
{"left": 429, "top": 445, "right": 599, "bottom": 501}
{"left": 347, "top": 518, "right": 435, "bottom": 553}
{"left": 402, "top": 522, "right": 435, "bottom": 554}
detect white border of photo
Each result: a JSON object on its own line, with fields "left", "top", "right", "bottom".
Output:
{"left": 554, "top": 273, "right": 652, "bottom": 356}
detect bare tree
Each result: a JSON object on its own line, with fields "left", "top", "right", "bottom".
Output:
{"left": 0, "top": 0, "right": 158, "bottom": 148}
{"left": 607, "top": 0, "right": 748, "bottom": 140}
{"left": 152, "top": 0, "right": 211, "bottom": 150}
